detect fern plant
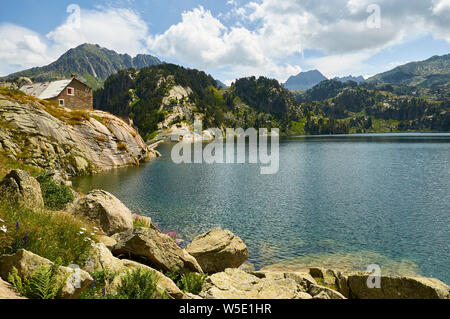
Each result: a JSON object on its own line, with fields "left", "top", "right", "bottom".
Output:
{"left": 179, "top": 272, "right": 207, "bottom": 295}
{"left": 114, "top": 268, "right": 168, "bottom": 299}
{"left": 8, "top": 261, "right": 65, "bottom": 299}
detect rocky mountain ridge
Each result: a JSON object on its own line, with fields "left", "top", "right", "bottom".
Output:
{"left": 367, "top": 53, "right": 450, "bottom": 89}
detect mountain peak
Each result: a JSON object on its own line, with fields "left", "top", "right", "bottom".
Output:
{"left": 3, "top": 44, "right": 162, "bottom": 90}
{"left": 284, "top": 69, "right": 328, "bottom": 90}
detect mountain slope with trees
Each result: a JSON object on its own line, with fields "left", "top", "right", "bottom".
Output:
{"left": 367, "top": 54, "right": 450, "bottom": 90}
{"left": 94, "top": 55, "right": 450, "bottom": 139}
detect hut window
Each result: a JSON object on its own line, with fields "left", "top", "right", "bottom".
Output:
{"left": 67, "top": 87, "right": 74, "bottom": 96}
{"left": 58, "top": 99, "right": 65, "bottom": 106}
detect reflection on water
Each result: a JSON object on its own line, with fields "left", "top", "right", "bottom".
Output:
{"left": 73, "top": 134, "right": 450, "bottom": 284}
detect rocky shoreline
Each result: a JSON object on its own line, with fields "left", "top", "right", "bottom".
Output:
{"left": 0, "top": 169, "right": 449, "bottom": 300}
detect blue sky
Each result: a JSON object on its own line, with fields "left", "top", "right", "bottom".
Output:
{"left": 1, "top": 0, "right": 450, "bottom": 84}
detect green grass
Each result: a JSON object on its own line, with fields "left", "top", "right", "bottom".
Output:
{"left": 0, "top": 200, "right": 97, "bottom": 267}
{"left": 0, "top": 153, "right": 42, "bottom": 180}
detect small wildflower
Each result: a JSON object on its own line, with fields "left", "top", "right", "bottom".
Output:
{"left": 16, "top": 222, "right": 19, "bottom": 230}
{"left": 0, "top": 225, "right": 7, "bottom": 233}
{"left": 102, "top": 288, "right": 106, "bottom": 297}
{"left": 23, "top": 232, "right": 29, "bottom": 246}
{"left": 80, "top": 227, "right": 87, "bottom": 231}
{"left": 0, "top": 218, "right": 4, "bottom": 223}
{"left": 79, "top": 231, "right": 84, "bottom": 235}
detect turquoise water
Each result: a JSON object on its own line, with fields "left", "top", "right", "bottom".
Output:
{"left": 73, "top": 134, "right": 450, "bottom": 283}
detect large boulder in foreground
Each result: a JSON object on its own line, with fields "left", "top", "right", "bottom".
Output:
{"left": 186, "top": 227, "right": 249, "bottom": 273}
{"left": 112, "top": 228, "right": 203, "bottom": 274}
{"left": 69, "top": 190, "right": 133, "bottom": 236}
{"left": 83, "top": 243, "right": 184, "bottom": 299}
{"left": 200, "top": 268, "right": 345, "bottom": 299}
{"left": 0, "top": 249, "right": 93, "bottom": 299}
{"left": 0, "top": 278, "right": 26, "bottom": 299}
{"left": 0, "top": 170, "right": 44, "bottom": 208}
{"left": 346, "top": 274, "right": 450, "bottom": 299}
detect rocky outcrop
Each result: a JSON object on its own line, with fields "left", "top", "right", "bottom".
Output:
{"left": 0, "top": 278, "right": 26, "bottom": 299}
{"left": 346, "top": 273, "right": 450, "bottom": 299}
{"left": 199, "top": 268, "right": 341, "bottom": 299}
{"left": 263, "top": 265, "right": 450, "bottom": 299}
{"left": 0, "top": 169, "right": 44, "bottom": 208}
{"left": 186, "top": 227, "right": 249, "bottom": 274}
{"left": 0, "top": 249, "right": 93, "bottom": 299}
{"left": 112, "top": 228, "right": 203, "bottom": 274}
{"left": 0, "top": 94, "right": 158, "bottom": 176}
{"left": 69, "top": 190, "right": 134, "bottom": 236}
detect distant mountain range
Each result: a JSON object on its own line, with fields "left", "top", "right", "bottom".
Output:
{"left": 2, "top": 43, "right": 162, "bottom": 89}
{"left": 366, "top": 54, "right": 450, "bottom": 89}
{"left": 283, "top": 70, "right": 365, "bottom": 90}
{"left": 335, "top": 75, "right": 365, "bottom": 83}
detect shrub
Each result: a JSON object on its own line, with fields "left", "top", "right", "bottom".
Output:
{"left": 178, "top": 272, "right": 207, "bottom": 295}
{"left": 113, "top": 268, "right": 167, "bottom": 299}
{"left": 0, "top": 200, "right": 96, "bottom": 266}
{"left": 36, "top": 174, "right": 75, "bottom": 210}
{"left": 8, "top": 259, "right": 66, "bottom": 299}
{"left": 117, "top": 142, "right": 128, "bottom": 152}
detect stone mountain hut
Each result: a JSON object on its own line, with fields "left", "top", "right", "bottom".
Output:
{"left": 19, "top": 76, "right": 93, "bottom": 110}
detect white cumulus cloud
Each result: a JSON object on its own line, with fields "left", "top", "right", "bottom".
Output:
{"left": 0, "top": 23, "right": 51, "bottom": 75}
{"left": 47, "top": 6, "right": 149, "bottom": 56}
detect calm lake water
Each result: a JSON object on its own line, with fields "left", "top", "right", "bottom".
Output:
{"left": 73, "top": 134, "right": 450, "bottom": 284}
